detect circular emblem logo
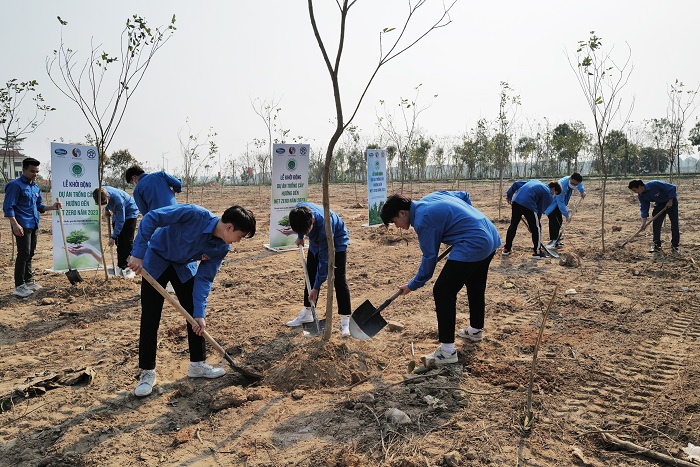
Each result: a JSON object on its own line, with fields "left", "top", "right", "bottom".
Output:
{"left": 375, "top": 160, "right": 380, "bottom": 169}
{"left": 288, "top": 146, "right": 296, "bottom": 155}
{"left": 87, "top": 148, "right": 96, "bottom": 159}
{"left": 70, "top": 162, "right": 85, "bottom": 178}
{"left": 287, "top": 159, "right": 297, "bottom": 171}
{"left": 72, "top": 148, "right": 81, "bottom": 158}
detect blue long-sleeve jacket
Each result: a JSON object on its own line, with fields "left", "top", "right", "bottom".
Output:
{"left": 506, "top": 180, "right": 526, "bottom": 203}
{"left": 512, "top": 180, "right": 553, "bottom": 217}
{"left": 408, "top": 191, "right": 501, "bottom": 291}
{"left": 133, "top": 171, "right": 182, "bottom": 215}
{"left": 130, "top": 204, "right": 229, "bottom": 318}
{"left": 637, "top": 180, "right": 677, "bottom": 218}
{"left": 296, "top": 202, "right": 349, "bottom": 290}
{"left": 544, "top": 175, "right": 585, "bottom": 217}
{"left": 104, "top": 187, "right": 139, "bottom": 238}
{"left": 3, "top": 175, "right": 47, "bottom": 229}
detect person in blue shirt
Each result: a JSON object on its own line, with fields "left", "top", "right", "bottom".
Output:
{"left": 505, "top": 180, "right": 526, "bottom": 205}
{"left": 92, "top": 187, "right": 140, "bottom": 278}
{"left": 284, "top": 202, "right": 352, "bottom": 337}
{"left": 124, "top": 165, "right": 182, "bottom": 215}
{"left": 3, "top": 157, "right": 61, "bottom": 298}
{"left": 502, "top": 180, "right": 562, "bottom": 259}
{"left": 126, "top": 203, "right": 256, "bottom": 397}
{"left": 380, "top": 191, "right": 501, "bottom": 367}
{"left": 544, "top": 173, "right": 586, "bottom": 247}
{"left": 628, "top": 179, "right": 679, "bottom": 254}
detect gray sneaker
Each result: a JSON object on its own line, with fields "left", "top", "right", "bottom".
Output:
{"left": 13, "top": 284, "right": 33, "bottom": 298}
{"left": 188, "top": 361, "right": 225, "bottom": 379}
{"left": 457, "top": 326, "right": 483, "bottom": 342}
{"left": 134, "top": 369, "right": 157, "bottom": 397}
{"left": 25, "top": 281, "right": 43, "bottom": 291}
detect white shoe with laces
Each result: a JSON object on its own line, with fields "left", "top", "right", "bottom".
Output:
{"left": 122, "top": 267, "right": 136, "bottom": 279}
{"left": 421, "top": 346, "right": 458, "bottom": 366}
{"left": 457, "top": 326, "right": 483, "bottom": 342}
{"left": 188, "top": 361, "right": 225, "bottom": 379}
{"left": 285, "top": 307, "right": 314, "bottom": 327}
{"left": 134, "top": 369, "right": 157, "bottom": 397}
{"left": 13, "top": 284, "right": 34, "bottom": 298}
{"left": 25, "top": 281, "right": 43, "bottom": 291}
{"left": 340, "top": 321, "right": 350, "bottom": 338}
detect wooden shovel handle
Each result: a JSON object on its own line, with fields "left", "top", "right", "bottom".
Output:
{"left": 56, "top": 198, "right": 73, "bottom": 269}
{"left": 621, "top": 207, "right": 668, "bottom": 246}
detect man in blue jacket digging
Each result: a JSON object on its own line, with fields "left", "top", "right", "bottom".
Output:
{"left": 628, "top": 179, "right": 680, "bottom": 254}
{"left": 544, "top": 172, "right": 586, "bottom": 247}
{"left": 380, "top": 191, "right": 501, "bottom": 367}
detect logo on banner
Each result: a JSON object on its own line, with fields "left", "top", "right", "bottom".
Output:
{"left": 375, "top": 160, "right": 380, "bottom": 169}
{"left": 54, "top": 148, "right": 67, "bottom": 156}
{"left": 289, "top": 146, "right": 296, "bottom": 155}
{"left": 275, "top": 147, "right": 285, "bottom": 154}
{"left": 87, "top": 149, "right": 96, "bottom": 159}
{"left": 287, "top": 159, "right": 297, "bottom": 171}
{"left": 70, "top": 162, "right": 85, "bottom": 178}
{"left": 72, "top": 148, "right": 82, "bottom": 158}
{"left": 300, "top": 146, "right": 307, "bottom": 156}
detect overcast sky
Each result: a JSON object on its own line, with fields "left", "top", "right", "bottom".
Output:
{"left": 3, "top": 0, "right": 699, "bottom": 174}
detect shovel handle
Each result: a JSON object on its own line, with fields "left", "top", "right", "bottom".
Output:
{"left": 56, "top": 198, "right": 73, "bottom": 269}
{"left": 298, "top": 245, "right": 322, "bottom": 333}
{"left": 620, "top": 206, "right": 668, "bottom": 247}
{"left": 140, "top": 268, "right": 261, "bottom": 379}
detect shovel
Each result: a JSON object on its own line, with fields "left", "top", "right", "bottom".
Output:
{"left": 56, "top": 198, "right": 83, "bottom": 285}
{"left": 349, "top": 245, "right": 454, "bottom": 340}
{"left": 298, "top": 245, "right": 326, "bottom": 337}
{"left": 106, "top": 214, "right": 117, "bottom": 275}
{"left": 546, "top": 196, "right": 583, "bottom": 249}
{"left": 619, "top": 207, "right": 668, "bottom": 248}
{"left": 520, "top": 216, "right": 558, "bottom": 259}
{"left": 140, "top": 268, "right": 263, "bottom": 380}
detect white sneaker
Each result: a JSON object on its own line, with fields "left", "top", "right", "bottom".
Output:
{"left": 188, "top": 361, "right": 225, "bottom": 379}
{"left": 285, "top": 307, "right": 314, "bottom": 327}
{"left": 13, "top": 284, "right": 34, "bottom": 298}
{"left": 421, "top": 346, "right": 458, "bottom": 366}
{"left": 122, "top": 267, "right": 136, "bottom": 279}
{"left": 25, "top": 281, "right": 43, "bottom": 292}
{"left": 134, "top": 369, "right": 157, "bottom": 397}
{"left": 340, "top": 321, "right": 350, "bottom": 338}
{"left": 114, "top": 267, "right": 124, "bottom": 277}
{"left": 457, "top": 326, "right": 483, "bottom": 342}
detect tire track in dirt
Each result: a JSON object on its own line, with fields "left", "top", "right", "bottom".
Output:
{"left": 550, "top": 297, "right": 699, "bottom": 428}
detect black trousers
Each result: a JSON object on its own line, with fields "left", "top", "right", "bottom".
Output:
{"left": 139, "top": 265, "right": 205, "bottom": 370}
{"left": 547, "top": 207, "right": 563, "bottom": 241}
{"left": 433, "top": 252, "right": 495, "bottom": 344}
{"left": 504, "top": 202, "right": 541, "bottom": 253}
{"left": 14, "top": 227, "right": 38, "bottom": 287}
{"left": 304, "top": 249, "right": 351, "bottom": 315}
{"left": 651, "top": 199, "right": 680, "bottom": 248}
{"left": 115, "top": 217, "right": 137, "bottom": 269}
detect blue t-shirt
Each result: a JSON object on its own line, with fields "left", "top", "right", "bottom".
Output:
{"left": 296, "top": 202, "right": 349, "bottom": 290}
{"left": 133, "top": 171, "right": 182, "bottom": 215}
{"left": 3, "top": 175, "right": 46, "bottom": 229}
{"left": 131, "top": 204, "right": 230, "bottom": 318}
{"left": 408, "top": 191, "right": 501, "bottom": 290}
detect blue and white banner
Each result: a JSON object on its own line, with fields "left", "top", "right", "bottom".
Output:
{"left": 51, "top": 143, "right": 101, "bottom": 271}
{"left": 367, "top": 149, "right": 387, "bottom": 226}
{"left": 267, "top": 143, "right": 310, "bottom": 250}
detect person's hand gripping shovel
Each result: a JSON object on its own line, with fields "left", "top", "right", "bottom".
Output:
{"left": 349, "top": 245, "right": 454, "bottom": 340}
{"left": 106, "top": 213, "right": 117, "bottom": 276}
{"left": 546, "top": 196, "right": 583, "bottom": 249}
{"left": 298, "top": 245, "right": 326, "bottom": 337}
{"left": 619, "top": 206, "right": 668, "bottom": 248}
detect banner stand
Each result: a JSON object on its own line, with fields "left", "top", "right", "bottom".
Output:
{"left": 366, "top": 149, "right": 387, "bottom": 228}
{"left": 263, "top": 244, "right": 300, "bottom": 253}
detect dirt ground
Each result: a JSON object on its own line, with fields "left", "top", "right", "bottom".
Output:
{"left": 1, "top": 178, "right": 699, "bottom": 467}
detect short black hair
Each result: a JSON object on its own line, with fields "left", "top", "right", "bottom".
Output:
{"left": 289, "top": 206, "right": 313, "bottom": 234}
{"left": 571, "top": 172, "right": 583, "bottom": 183}
{"left": 380, "top": 194, "right": 412, "bottom": 225}
{"left": 628, "top": 179, "right": 644, "bottom": 189}
{"left": 22, "top": 157, "right": 40, "bottom": 169}
{"left": 222, "top": 205, "right": 256, "bottom": 238}
{"left": 125, "top": 165, "right": 144, "bottom": 184}
{"left": 548, "top": 181, "right": 563, "bottom": 195}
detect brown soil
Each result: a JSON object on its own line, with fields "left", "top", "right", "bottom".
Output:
{"left": 1, "top": 179, "right": 699, "bottom": 466}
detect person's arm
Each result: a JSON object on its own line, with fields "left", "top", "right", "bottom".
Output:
{"left": 130, "top": 205, "right": 197, "bottom": 260}
{"left": 111, "top": 200, "right": 126, "bottom": 238}
{"left": 577, "top": 182, "right": 586, "bottom": 199}
{"left": 133, "top": 189, "right": 148, "bottom": 216}
{"left": 165, "top": 172, "right": 183, "bottom": 194}
{"left": 312, "top": 230, "right": 329, "bottom": 291}
{"left": 407, "top": 217, "right": 443, "bottom": 290}
{"left": 35, "top": 190, "right": 60, "bottom": 213}
{"left": 191, "top": 255, "right": 225, "bottom": 319}
{"left": 3, "top": 184, "right": 24, "bottom": 235}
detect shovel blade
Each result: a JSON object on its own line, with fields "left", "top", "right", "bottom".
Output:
{"left": 65, "top": 268, "right": 83, "bottom": 285}
{"left": 546, "top": 239, "right": 558, "bottom": 249}
{"left": 541, "top": 243, "right": 559, "bottom": 259}
{"left": 349, "top": 311, "right": 387, "bottom": 340}
{"left": 301, "top": 318, "right": 326, "bottom": 337}
{"left": 352, "top": 299, "right": 379, "bottom": 327}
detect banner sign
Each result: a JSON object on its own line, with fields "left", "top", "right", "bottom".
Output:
{"left": 367, "top": 149, "right": 387, "bottom": 226}
{"left": 267, "top": 143, "right": 310, "bottom": 250}
{"left": 51, "top": 142, "right": 101, "bottom": 271}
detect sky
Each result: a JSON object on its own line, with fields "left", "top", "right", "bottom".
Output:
{"left": 3, "top": 0, "right": 699, "bottom": 175}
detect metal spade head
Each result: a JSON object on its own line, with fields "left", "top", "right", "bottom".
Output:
{"left": 65, "top": 268, "right": 83, "bottom": 285}
{"left": 301, "top": 317, "right": 326, "bottom": 337}
{"left": 349, "top": 299, "right": 388, "bottom": 339}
